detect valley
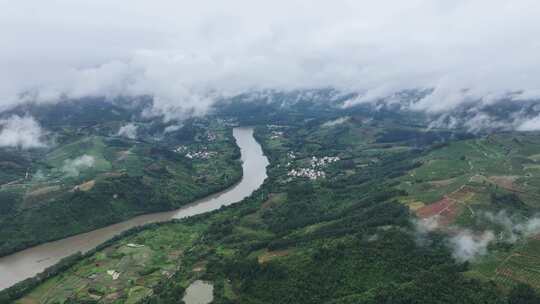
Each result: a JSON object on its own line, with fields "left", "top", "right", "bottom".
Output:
{"left": 0, "top": 106, "right": 244, "bottom": 258}
{"left": 0, "top": 127, "right": 267, "bottom": 291}
{"left": 1, "top": 103, "right": 538, "bottom": 303}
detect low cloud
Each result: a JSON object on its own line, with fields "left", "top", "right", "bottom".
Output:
{"left": 1, "top": 1, "right": 540, "bottom": 119}
{"left": 449, "top": 230, "right": 494, "bottom": 262}
{"left": 62, "top": 155, "right": 95, "bottom": 177}
{"left": 414, "top": 211, "right": 540, "bottom": 262}
{"left": 322, "top": 117, "right": 350, "bottom": 128}
{"left": 414, "top": 216, "right": 440, "bottom": 235}
{"left": 413, "top": 217, "right": 494, "bottom": 262}
{"left": 117, "top": 123, "right": 137, "bottom": 139}
{"left": 481, "top": 211, "right": 540, "bottom": 242}
{"left": 422, "top": 104, "right": 540, "bottom": 133}
{"left": 0, "top": 115, "right": 46, "bottom": 149}
{"left": 517, "top": 115, "right": 540, "bottom": 131}
{"left": 163, "top": 124, "right": 182, "bottom": 134}
{"left": 412, "top": 216, "right": 441, "bottom": 246}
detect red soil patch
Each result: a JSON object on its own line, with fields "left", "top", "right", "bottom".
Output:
{"left": 496, "top": 267, "right": 518, "bottom": 280}
{"left": 448, "top": 187, "right": 475, "bottom": 201}
{"left": 416, "top": 197, "right": 460, "bottom": 226}
{"left": 416, "top": 197, "right": 452, "bottom": 218}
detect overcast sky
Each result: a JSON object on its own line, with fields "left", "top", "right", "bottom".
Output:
{"left": 1, "top": 0, "right": 540, "bottom": 116}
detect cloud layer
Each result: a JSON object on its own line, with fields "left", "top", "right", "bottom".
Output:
{"left": 62, "top": 155, "right": 95, "bottom": 177}
{"left": 1, "top": 1, "right": 540, "bottom": 117}
{"left": 117, "top": 123, "right": 138, "bottom": 139}
{"left": 449, "top": 230, "right": 495, "bottom": 262}
{"left": 415, "top": 211, "right": 540, "bottom": 262}
{"left": 0, "top": 115, "right": 46, "bottom": 149}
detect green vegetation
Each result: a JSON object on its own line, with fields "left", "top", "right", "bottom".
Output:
{"left": 0, "top": 108, "right": 242, "bottom": 256}
{"left": 5, "top": 100, "right": 540, "bottom": 303}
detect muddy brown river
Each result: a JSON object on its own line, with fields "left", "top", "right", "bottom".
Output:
{"left": 0, "top": 127, "right": 269, "bottom": 290}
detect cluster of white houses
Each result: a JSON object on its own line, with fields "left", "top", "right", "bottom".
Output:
{"left": 270, "top": 130, "right": 284, "bottom": 139}
{"left": 173, "top": 145, "right": 215, "bottom": 160}
{"left": 185, "top": 150, "right": 216, "bottom": 159}
{"left": 287, "top": 167, "right": 326, "bottom": 180}
{"left": 205, "top": 131, "right": 217, "bottom": 142}
{"left": 287, "top": 155, "right": 340, "bottom": 180}
{"left": 173, "top": 145, "right": 188, "bottom": 153}
{"left": 310, "top": 156, "right": 340, "bottom": 167}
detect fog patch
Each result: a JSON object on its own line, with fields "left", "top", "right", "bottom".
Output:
{"left": 164, "top": 124, "right": 183, "bottom": 133}
{"left": 414, "top": 216, "right": 495, "bottom": 262}
{"left": 414, "top": 216, "right": 440, "bottom": 234}
{"left": 481, "top": 211, "right": 540, "bottom": 242}
{"left": 412, "top": 216, "right": 441, "bottom": 246}
{"left": 517, "top": 115, "right": 540, "bottom": 131}
{"left": 427, "top": 114, "right": 459, "bottom": 130}
{"left": 2, "top": 1, "right": 540, "bottom": 119}
{"left": 462, "top": 113, "right": 510, "bottom": 133}
{"left": 117, "top": 123, "right": 137, "bottom": 139}
{"left": 62, "top": 155, "right": 95, "bottom": 177}
{"left": 322, "top": 117, "right": 349, "bottom": 128}
{"left": 413, "top": 210, "right": 540, "bottom": 262}
{"left": 449, "top": 230, "right": 495, "bottom": 262}
{"left": 0, "top": 115, "right": 46, "bottom": 149}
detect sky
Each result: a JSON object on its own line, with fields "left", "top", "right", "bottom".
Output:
{"left": 1, "top": 0, "right": 540, "bottom": 117}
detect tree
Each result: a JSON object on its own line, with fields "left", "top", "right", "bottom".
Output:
{"left": 508, "top": 283, "right": 540, "bottom": 304}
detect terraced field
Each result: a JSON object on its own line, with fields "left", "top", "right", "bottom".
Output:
{"left": 399, "top": 133, "right": 540, "bottom": 216}
{"left": 8, "top": 112, "right": 540, "bottom": 303}
{"left": 17, "top": 223, "right": 206, "bottom": 304}
{"left": 398, "top": 132, "right": 540, "bottom": 290}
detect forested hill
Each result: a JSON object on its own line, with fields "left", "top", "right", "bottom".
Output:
{"left": 6, "top": 99, "right": 540, "bottom": 303}
{"left": 0, "top": 101, "right": 242, "bottom": 256}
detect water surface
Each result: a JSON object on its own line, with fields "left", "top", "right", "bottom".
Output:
{"left": 182, "top": 280, "right": 214, "bottom": 304}
{"left": 0, "top": 127, "right": 268, "bottom": 290}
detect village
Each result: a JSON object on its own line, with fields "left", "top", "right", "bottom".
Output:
{"left": 172, "top": 130, "right": 218, "bottom": 160}
{"left": 287, "top": 155, "right": 340, "bottom": 180}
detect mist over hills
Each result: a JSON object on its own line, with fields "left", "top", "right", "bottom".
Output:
{"left": 4, "top": 89, "right": 540, "bottom": 145}
{"left": 2, "top": 1, "right": 540, "bottom": 122}
{"left": 3, "top": 1, "right": 540, "bottom": 303}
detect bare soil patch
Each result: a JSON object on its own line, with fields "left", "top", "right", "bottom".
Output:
{"left": 416, "top": 197, "right": 460, "bottom": 226}
{"left": 73, "top": 180, "right": 96, "bottom": 192}
{"left": 488, "top": 175, "right": 520, "bottom": 191}
{"left": 258, "top": 250, "right": 290, "bottom": 264}
{"left": 26, "top": 185, "right": 61, "bottom": 198}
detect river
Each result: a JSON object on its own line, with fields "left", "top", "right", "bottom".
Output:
{"left": 0, "top": 127, "right": 269, "bottom": 290}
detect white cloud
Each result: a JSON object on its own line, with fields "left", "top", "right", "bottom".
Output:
{"left": 462, "top": 112, "right": 511, "bottom": 133}
{"left": 322, "top": 117, "right": 349, "bottom": 128}
{"left": 0, "top": 115, "right": 46, "bottom": 149}
{"left": 517, "top": 115, "right": 540, "bottom": 131}
{"left": 412, "top": 216, "right": 441, "bottom": 246}
{"left": 414, "top": 211, "right": 540, "bottom": 262}
{"left": 164, "top": 124, "right": 182, "bottom": 133}
{"left": 415, "top": 217, "right": 494, "bottom": 262}
{"left": 62, "top": 154, "right": 95, "bottom": 177}
{"left": 482, "top": 211, "right": 540, "bottom": 242}
{"left": 117, "top": 123, "right": 138, "bottom": 139}
{"left": 0, "top": 1, "right": 540, "bottom": 117}
{"left": 449, "top": 230, "right": 495, "bottom": 262}
{"left": 414, "top": 216, "right": 440, "bottom": 234}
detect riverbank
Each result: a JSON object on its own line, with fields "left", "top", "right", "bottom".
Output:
{"left": 0, "top": 125, "right": 242, "bottom": 258}
{"left": 0, "top": 127, "right": 269, "bottom": 292}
